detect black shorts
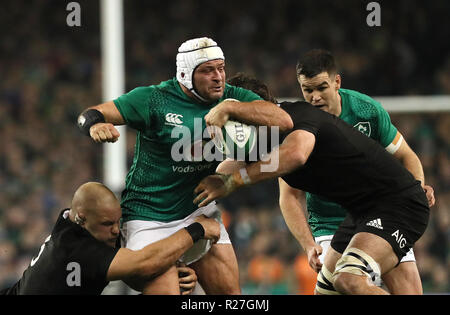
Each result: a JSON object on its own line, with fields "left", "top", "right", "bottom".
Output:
{"left": 331, "top": 190, "right": 429, "bottom": 262}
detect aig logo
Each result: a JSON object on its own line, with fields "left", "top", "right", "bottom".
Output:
{"left": 391, "top": 229, "right": 407, "bottom": 248}
{"left": 165, "top": 113, "right": 184, "bottom": 127}
{"left": 234, "top": 123, "right": 246, "bottom": 143}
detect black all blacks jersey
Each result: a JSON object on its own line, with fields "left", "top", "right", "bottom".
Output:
{"left": 279, "top": 101, "right": 425, "bottom": 215}
{"left": 3, "top": 210, "right": 119, "bottom": 295}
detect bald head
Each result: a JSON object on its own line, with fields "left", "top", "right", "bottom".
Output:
{"left": 69, "top": 182, "right": 121, "bottom": 247}
{"left": 71, "top": 182, "right": 117, "bottom": 215}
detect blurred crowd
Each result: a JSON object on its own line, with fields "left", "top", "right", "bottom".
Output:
{"left": 0, "top": 0, "right": 448, "bottom": 294}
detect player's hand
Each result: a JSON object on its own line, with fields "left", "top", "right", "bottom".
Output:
{"left": 204, "top": 99, "right": 239, "bottom": 129}
{"left": 89, "top": 123, "right": 120, "bottom": 143}
{"left": 177, "top": 263, "right": 198, "bottom": 295}
{"left": 204, "top": 102, "right": 229, "bottom": 129}
{"left": 193, "top": 175, "right": 234, "bottom": 207}
{"left": 194, "top": 215, "right": 220, "bottom": 243}
{"left": 423, "top": 185, "right": 435, "bottom": 207}
{"left": 306, "top": 244, "right": 323, "bottom": 273}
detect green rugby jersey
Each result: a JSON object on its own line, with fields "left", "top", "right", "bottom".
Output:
{"left": 307, "top": 88, "right": 399, "bottom": 237}
{"left": 114, "top": 78, "right": 262, "bottom": 222}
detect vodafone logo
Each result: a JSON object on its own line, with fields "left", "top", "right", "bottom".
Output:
{"left": 165, "top": 113, "right": 183, "bottom": 127}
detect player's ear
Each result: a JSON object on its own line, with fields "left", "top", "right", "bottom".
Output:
{"left": 75, "top": 213, "right": 86, "bottom": 226}
{"left": 334, "top": 74, "right": 341, "bottom": 90}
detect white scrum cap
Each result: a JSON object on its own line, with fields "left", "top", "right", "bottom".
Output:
{"left": 176, "top": 37, "right": 225, "bottom": 93}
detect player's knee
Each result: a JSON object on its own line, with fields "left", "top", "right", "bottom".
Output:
{"left": 200, "top": 280, "right": 241, "bottom": 295}
{"left": 205, "top": 270, "right": 241, "bottom": 294}
{"left": 141, "top": 266, "right": 181, "bottom": 295}
{"left": 382, "top": 262, "right": 422, "bottom": 295}
{"left": 224, "top": 286, "right": 241, "bottom": 295}
{"left": 333, "top": 272, "right": 363, "bottom": 294}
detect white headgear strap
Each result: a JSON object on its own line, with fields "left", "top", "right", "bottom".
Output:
{"left": 176, "top": 37, "right": 225, "bottom": 102}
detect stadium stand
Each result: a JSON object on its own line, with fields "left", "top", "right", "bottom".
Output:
{"left": 0, "top": 0, "right": 448, "bottom": 294}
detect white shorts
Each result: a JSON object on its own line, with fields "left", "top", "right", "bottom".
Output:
{"left": 121, "top": 203, "right": 231, "bottom": 265}
{"left": 314, "top": 235, "right": 416, "bottom": 264}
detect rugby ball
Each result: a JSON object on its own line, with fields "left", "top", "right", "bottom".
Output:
{"left": 211, "top": 120, "right": 257, "bottom": 160}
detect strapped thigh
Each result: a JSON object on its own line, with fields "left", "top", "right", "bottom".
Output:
{"left": 332, "top": 247, "right": 381, "bottom": 285}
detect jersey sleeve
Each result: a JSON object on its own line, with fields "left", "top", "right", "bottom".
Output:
{"left": 374, "top": 103, "right": 401, "bottom": 151}
{"left": 113, "top": 86, "right": 152, "bottom": 132}
{"left": 79, "top": 238, "right": 120, "bottom": 284}
{"left": 279, "top": 101, "right": 321, "bottom": 142}
{"left": 284, "top": 102, "right": 321, "bottom": 134}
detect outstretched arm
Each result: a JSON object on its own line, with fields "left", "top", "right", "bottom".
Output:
{"left": 106, "top": 216, "right": 220, "bottom": 283}
{"left": 279, "top": 178, "right": 322, "bottom": 272}
{"left": 392, "top": 134, "right": 435, "bottom": 207}
{"left": 194, "top": 129, "right": 316, "bottom": 207}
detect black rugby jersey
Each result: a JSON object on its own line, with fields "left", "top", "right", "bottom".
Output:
{"left": 279, "top": 101, "right": 424, "bottom": 214}
{"left": 3, "top": 210, "right": 119, "bottom": 295}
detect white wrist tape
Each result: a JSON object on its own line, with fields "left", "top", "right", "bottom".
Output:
{"left": 239, "top": 168, "right": 251, "bottom": 185}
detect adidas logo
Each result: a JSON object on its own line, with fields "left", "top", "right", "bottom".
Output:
{"left": 366, "top": 218, "right": 383, "bottom": 230}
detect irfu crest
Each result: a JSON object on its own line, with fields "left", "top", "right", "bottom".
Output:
{"left": 354, "top": 122, "right": 371, "bottom": 137}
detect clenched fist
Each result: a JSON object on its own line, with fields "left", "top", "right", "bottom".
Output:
{"left": 89, "top": 123, "right": 120, "bottom": 143}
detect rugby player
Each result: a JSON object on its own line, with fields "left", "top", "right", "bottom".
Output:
{"left": 1, "top": 182, "right": 219, "bottom": 295}
{"left": 281, "top": 49, "right": 434, "bottom": 294}
{"left": 194, "top": 76, "right": 430, "bottom": 295}
{"left": 76, "top": 37, "right": 292, "bottom": 294}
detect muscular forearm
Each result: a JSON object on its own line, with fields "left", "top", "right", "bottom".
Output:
{"left": 199, "top": 147, "right": 301, "bottom": 209}
{"left": 393, "top": 142, "right": 425, "bottom": 186}
{"left": 230, "top": 131, "right": 314, "bottom": 188}
{"left": 83, "top": 101, "right": 125, "bottom": 125}
{"left": 229, "top": 146, "right": 301, "bottom": 189}
{"left": 279, "top": 196, "right": 316, "bottom": 251}
{"left": 78, "top": 101, "right": 125, "bottom": 142}
{"left": 390, "top": 139, "right": 435, "bottom": 207}
{"left": 194, "top": 130, "right": 315, "bottom": 208}
{"left": 402, "top": 154, "right": 425, "bottom": 186}
{"left": 107, "top": 229, "right": 194, "bottom": 282}
{"left": 135, "top": 229, "right": 194, "bottom": 279}
{"left": 225, "top": 100, "right": 293, "bottom": 132}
